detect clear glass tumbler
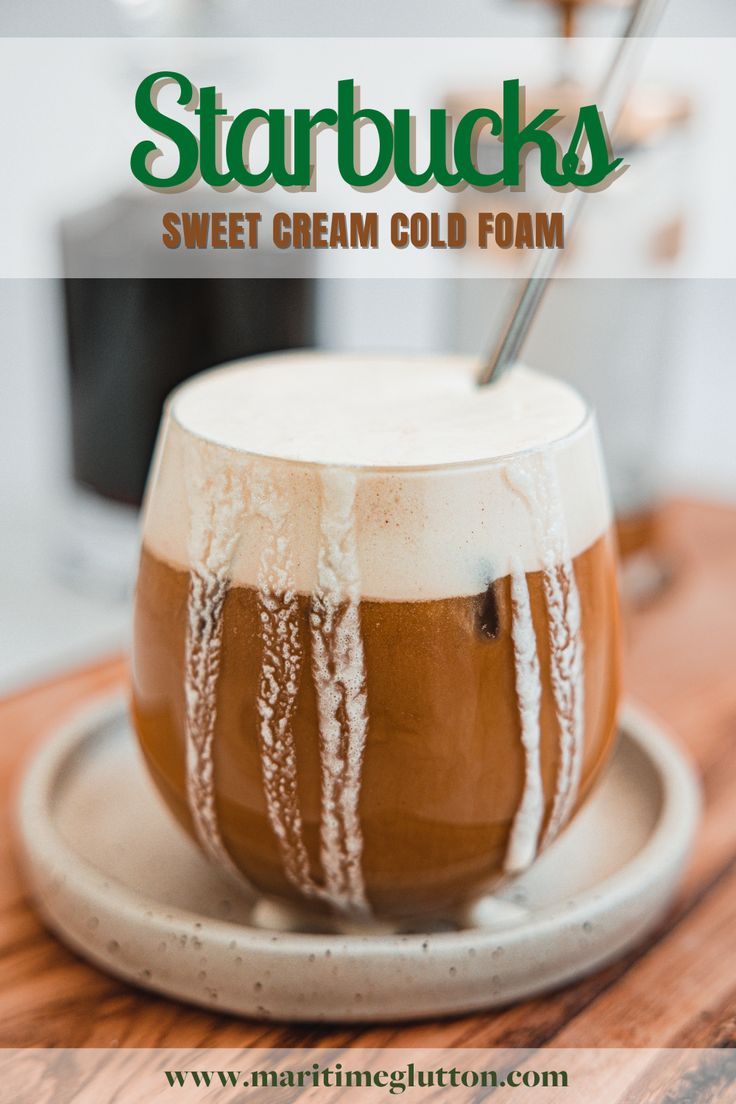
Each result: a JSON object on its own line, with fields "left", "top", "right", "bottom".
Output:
{"left": 131, "top": 353, "right": 621, "bottom": 923}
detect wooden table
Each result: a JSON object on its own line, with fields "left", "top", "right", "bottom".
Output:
{"left": 2, "top": 499, "right": 735, "bottom": 1049}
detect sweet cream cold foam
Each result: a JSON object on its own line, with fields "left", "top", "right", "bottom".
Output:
{"left": 143, "top": 352, "right": 611, "bottom": 602}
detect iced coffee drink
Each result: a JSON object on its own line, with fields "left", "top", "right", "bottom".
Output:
{"left": 131, "top": 353, "right": 620, "bottom": 920}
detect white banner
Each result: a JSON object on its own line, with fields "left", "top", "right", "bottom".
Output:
{"left": 2, "top": 1048, "right": 735, "bottom": 1102}
{"left": 1, "top": 37, "right": 734, "bottom": 277}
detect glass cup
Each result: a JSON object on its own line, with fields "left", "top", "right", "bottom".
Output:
{"left": 131, "top": 354, "right": 621, "bottom": 924}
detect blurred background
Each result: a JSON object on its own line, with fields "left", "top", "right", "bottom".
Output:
{"left": 1, "top": 0, "right": 735, "bottom": 691}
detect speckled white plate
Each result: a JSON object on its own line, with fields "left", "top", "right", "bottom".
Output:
{"left": 16, "top": 698, "right": 700, "bottom": 1022}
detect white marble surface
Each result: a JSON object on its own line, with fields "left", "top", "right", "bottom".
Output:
{"left": 0, "top": 497, "right": 130, "bottom": 695}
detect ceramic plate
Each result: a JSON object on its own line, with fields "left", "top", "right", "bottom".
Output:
{"left": 16, "top": 698, "right": 700, "bottom": 1022}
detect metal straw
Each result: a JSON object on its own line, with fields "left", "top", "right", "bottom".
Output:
{"left": 476, "top": 0, "right": 668, "bottom": 386}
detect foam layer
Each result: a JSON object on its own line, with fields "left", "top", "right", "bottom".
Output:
{"left": 172, "top": 353, "right": 587, "bottom": 467}
{"left": 143, "top": 352, "right": 612, "bottom": 600}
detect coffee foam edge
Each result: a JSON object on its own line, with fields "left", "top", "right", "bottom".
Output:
{"left": 142, "top": 354, "right": 613, "bottom": 601}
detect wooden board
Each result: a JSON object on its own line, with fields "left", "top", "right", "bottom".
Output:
{"left": 2, "top": 499, "right": 735, "bottom": 1048}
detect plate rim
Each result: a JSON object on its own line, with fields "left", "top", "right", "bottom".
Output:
{"left": 15, "top": 693, "right": 702, "bottom": 958}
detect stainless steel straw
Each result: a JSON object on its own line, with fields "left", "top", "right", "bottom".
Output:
{"left": 476, "top": 0, "right": 668, "bottom": 387}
